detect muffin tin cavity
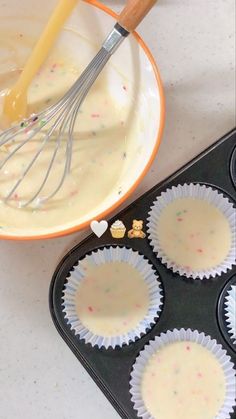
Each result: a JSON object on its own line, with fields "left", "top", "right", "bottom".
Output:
{"left": 218, "top": 275, "right": 236, "bottom": 352}
{"left": 50, "top": 129, "right": 236, "bottom": 419}
{"left": 62, "top": 246, "right": 163, "bottom": 349}
{"left": 230, "top": 146, "right": 236, "bottom": 189}
{"left": 147, "top": 183, "right": 236, "bottom": 279}
{"left": 130, "top": 329, "right": 236, "bottom": 419}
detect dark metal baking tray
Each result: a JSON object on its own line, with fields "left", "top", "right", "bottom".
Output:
{"left": 49, "top": 128, "right": 236, "bottom": 419}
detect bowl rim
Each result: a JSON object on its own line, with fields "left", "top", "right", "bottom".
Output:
{"left": 0, "top": 0, "right": 165, "bottom": 241}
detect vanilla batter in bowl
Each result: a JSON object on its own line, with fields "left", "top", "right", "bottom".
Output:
{"left": 0, "top": 51, "right": 134, "bottom": 230}
{"left": 0, "top": 0, "right": 164, "bottom": 239}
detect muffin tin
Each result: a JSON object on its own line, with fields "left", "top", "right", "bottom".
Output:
{"left": 49, "top": 128, "right": 236, "bottom": 419}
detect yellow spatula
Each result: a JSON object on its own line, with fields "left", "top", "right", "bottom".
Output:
{"left": 3, "top": 0, "right": 78, "bottom": 123}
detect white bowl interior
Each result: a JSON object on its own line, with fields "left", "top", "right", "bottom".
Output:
{"left": 0, "top": 0, "right": 162, "bottom": 237}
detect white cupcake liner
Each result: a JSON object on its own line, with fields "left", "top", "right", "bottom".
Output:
{"left": 130, "top": 328, "right": 236, "bottom": 419}
{"left": 147, "top": 183, "right": 236, "bottom": 279}
{"left": 62, "top": 246, "right": 163, "bottom": 349}
{"left": 225, "top": 285, "right": 236, "bottom": 345}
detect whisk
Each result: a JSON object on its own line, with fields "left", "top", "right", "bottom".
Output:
{"left": 0, "top": 0, "right": 156, "bottom": 207}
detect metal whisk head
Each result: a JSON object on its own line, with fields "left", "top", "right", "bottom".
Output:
{"left": 0, "top": 26, "right": 126, "bottom": 208}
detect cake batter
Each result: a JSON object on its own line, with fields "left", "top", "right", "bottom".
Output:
{"left": 141, "top": 341, "right": 226, "bottom": 419}
{"left": 75, "top": 261, "right": 149, "bottom": 337}
{"left": 157, "top": 198, "right": 231, "bottom": 271}
{"left": 0, "top": 46, "right": 135, "bottom": 232}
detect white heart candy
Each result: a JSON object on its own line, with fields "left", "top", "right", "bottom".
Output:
{"left": 90, "top": 220, "right": 108, "bottom": 238}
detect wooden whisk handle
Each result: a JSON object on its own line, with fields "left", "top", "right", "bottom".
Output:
{"left": 118, "top": 0, "right": 157, "bottom": 33}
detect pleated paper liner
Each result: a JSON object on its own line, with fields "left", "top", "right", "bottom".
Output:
{"left": 147, "top": 183, "right": 236, "bottom": 279}
{"left": 225, "top": 284, "right": 236, "bottom": 345}
{"left": 62, "top": 246, "right": 164, "bottom": 349}
{"left": 130, "top": 328, "right": 236, "bottom": 419}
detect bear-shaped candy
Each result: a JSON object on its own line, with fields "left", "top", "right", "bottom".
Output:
{"left": 128, "top": 219, "right": 146, "bottom": 239}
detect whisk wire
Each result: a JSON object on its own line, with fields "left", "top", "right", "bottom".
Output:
{"left": 0, "top": 26, "right": 126, "bottom": 207}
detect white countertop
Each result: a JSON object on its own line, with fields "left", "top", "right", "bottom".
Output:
{"left": 0, "top": 1, "right": 235, "bottom": 418}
